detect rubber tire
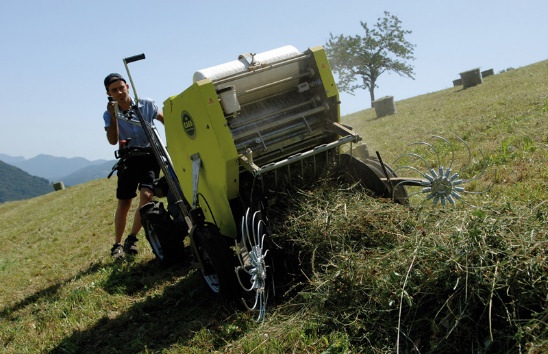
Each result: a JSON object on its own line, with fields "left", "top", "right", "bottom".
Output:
{"left": 191, "top": 224, "right": 238, "bottom": 301}
{"left": 140, "top": 201, "right": 186, "bottom": 265}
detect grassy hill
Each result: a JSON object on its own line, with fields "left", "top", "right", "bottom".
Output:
{"left": 0, "top": 160, "right": 53, "bottom": 202}
{"left": 0, "top": 60, "right": 546, "bottom": 353}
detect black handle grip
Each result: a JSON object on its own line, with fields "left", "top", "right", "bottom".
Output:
{"left": 124, "top": 53, "right": 145, "bottom": 63}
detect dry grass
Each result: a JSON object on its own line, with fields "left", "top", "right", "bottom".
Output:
{"left": 0, "top": 60, "right": 546, "bottom": 353}
{"left": 268, "top": 178, "right": 546, "bottom": 352}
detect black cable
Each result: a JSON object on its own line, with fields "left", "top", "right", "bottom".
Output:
{"left": 197, "top": 192, "right": 217, "bottom": 227}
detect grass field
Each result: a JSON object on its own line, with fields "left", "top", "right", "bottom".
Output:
{"left": 0, "top": 60, "right": 546, "bottom": 353}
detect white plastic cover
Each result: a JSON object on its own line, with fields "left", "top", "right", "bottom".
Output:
{"left": 193, "top": 45, "right": 300, "bottom": 82}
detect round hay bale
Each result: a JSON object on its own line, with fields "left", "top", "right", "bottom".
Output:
{"left": 53, "top": 181, "right": 65, "bottom": 191}
{"left": 460, "top": 68, "right": 482, "bottom": 89}
{"left": 453, "top": 78, "right": 463, "bottom": 87}
{"left": 373, "top": 96, "right": 396, "bottom": 118}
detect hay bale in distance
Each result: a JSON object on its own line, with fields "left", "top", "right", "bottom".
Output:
{"left": 481, "top": 69, "right": 494, "bottom": 78}
{"left": 373, "top": 96, "right": 396, "bottom": 118}
{"left": 460, "top": 68, "right": 483, "bottom": 89}
{"left": 53, "top": 181, "right": 65, "bottom": 191}
{"left": 453, "top": 78, "right": 463, "bottom": 87}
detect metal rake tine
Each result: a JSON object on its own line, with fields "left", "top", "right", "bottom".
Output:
{"left": 251, "top": 210, "right": 262, "bottom": 246}
{"left": 461, "top": 153, "right": 488, "bottom": 183}
{"left": 462, "top": 181, "right": 494, "bottom": 195}
{"left": 393, "top": 152, "right": 429, "bottom": 169}
{"left": 244, "top": 209, "right": 254, "bottom": 248}
{"left": 251, "top": 290, "right": 259, "bottom": 310}
{"left": 432, "top": 135, "right": 455, "bottom": 170}
{"left": 259, "top": 233, "right": 266, "bottom": 251}
{"left": 462, "top": 191, "right": 485, "bottom": 195}
{"left": 408, "top": 141, "right": 441, "bottom": 167}
{"left": 456, "top": 135, "right": 472, "bottom": 174}
{"left": 239, "top": 291, "right": 259, "bottom": 311}
{"left": 456, "top": 195, "right": 483, "bottom": 209}
{"left": 393, "top": 180, "right": 407, "bottom": 199}
{"left": 393, "top": 165, "right": 431, "bottom": 179}
{"left": 406, "top": 189, "right": 427, "bottom": 200}
{"left": 256, "top": 219, "right": 267, "bottom": 247}
{"left": 244, "top": 208, "right": 252, "bottom": 247}
{"left": 235, "top": 266, "right": 254, "bottom": 292}
{"left": 257, "top": 292, "right": 266, "bottom": 322}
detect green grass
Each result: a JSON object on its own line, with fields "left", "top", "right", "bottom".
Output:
{"left": 1, "top": 60, "right": 546, "bottom": 353}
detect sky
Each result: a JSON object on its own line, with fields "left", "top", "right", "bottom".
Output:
{"left": 1, "top": 0, "right": 546, "bottom": 161}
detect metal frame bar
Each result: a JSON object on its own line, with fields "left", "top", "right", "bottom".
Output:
{"left": 239, "top": 132, "right": 361, "bottom": 177}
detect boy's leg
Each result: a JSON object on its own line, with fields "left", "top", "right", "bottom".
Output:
{"left": 115, "top": 198, "right": 133, "bottom": 244}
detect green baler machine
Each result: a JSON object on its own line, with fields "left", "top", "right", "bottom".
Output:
{"left": 142, "top": 45, "right": 405, "bottom": 320}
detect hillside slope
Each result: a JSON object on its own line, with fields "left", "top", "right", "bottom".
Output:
{"left": 0, "top": 160, "right": 52, "bottom": 202}
{"left": 344, "top": 60, "right": 547, "bottom": 165}
{"left": 0, "top": 60, "right": 546, "bottom": 353}
{"left": 343, "top": 59, "right": 547, "bottom": 205}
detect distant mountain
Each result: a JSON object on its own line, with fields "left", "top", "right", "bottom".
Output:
{"left": 62, "top": 160, "right": 117, "bottom": 186}
{"left": 3, "top": 154, "right": 108, "bottom": 182}
{"left": 0, "top": 160, "right": 52, "bottom": 202}
{"left": 0, "top": 153, "right": 25, "bottom": 164}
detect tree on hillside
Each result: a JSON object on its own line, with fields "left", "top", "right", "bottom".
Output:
{"left": 325, "top": 11, "right": 416, "bottom": 107}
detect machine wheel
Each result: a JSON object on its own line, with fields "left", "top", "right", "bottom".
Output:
{"left": 235, "top": 207, "right": 276, "bottom": 321}
{"left": 339, "top": 154, "right": 409, "bottom": 204}
{"left": 191, "top": 223, "right": 238, "bottom": 300}
{"left": 140, "top": 201, "right": 186, "bottom": 265}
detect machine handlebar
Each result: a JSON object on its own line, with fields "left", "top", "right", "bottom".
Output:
{"left": 124, "top": 53, "right": 145, "bottom": 64}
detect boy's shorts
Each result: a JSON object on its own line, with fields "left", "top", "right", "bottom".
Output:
{"left": 116, "top": 154, "right": 160, "bottom": 200}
